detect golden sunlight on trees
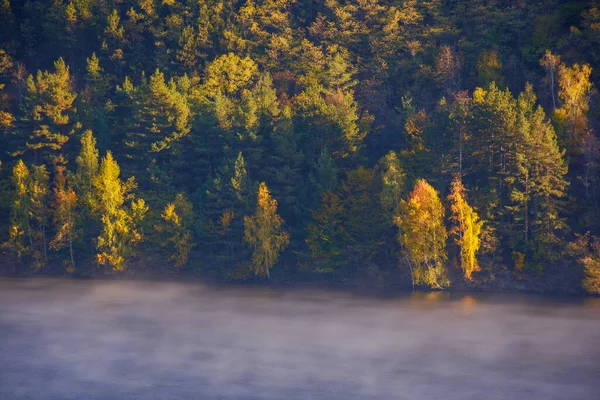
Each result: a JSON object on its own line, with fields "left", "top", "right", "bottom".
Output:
{"left": 94, "top": 152, "right": 147, "bottom": 271}
{"left": 448, "top": 176, "right": 483, "bottom": 281}
{"left": 159, "top": 193, "right": 195, "bottom": 268}
{"left": 568, "top": 233, "right": 600, "bottom": 295}
{"left": 396, "top": 179, "right": 449, "bottom": 289}
{"left": 244, "top": 182, "right": 289, "bottom": 279}
{"left": 555, "top": 62, "right": 593, "bottom": 153}
{"left": 19, "top": 58, "right": 77, "bottom": 163}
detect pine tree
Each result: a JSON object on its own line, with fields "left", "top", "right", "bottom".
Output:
{"left": 29, "top": 164, "right": 50, "bottom": 265}
{"left": 339, "top": 167, "right": 382, "bottom": 268}
{"left": 244, "top": 182, "right": 289, "bottom": 278}
{"left": 18, "top": 58, "right": 77, "bottom": 164}
{"left": 305, "top": 191, "right": 348, "bottom": 276}
{"left": 80, "top": 53, "right": 111, "bottom": 149}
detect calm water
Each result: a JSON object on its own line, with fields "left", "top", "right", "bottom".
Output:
{"left": 0, "top": 278, "right": 599, "bottom": 400}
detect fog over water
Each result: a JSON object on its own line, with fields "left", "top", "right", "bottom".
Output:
{"left": 0, "top": 278, "right": 599, "bottom": 399}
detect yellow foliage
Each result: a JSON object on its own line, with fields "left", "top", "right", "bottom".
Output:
{"left": 397, "top": 179, "right": 449, "bottom": 288}
{"left": 448, "top": 176, "right": 483, "bottom": 281}
{"left": 513, "top": 252, "right": 525, "bottom": 281}
{"left": 244, "top": 182, "right": 290, "bottom": 278}
{"left": 160, "top": 193, "right": 195, "bottom": 268}
{"left": 94, "top": 152, "right": 147, "bottom": 271}
{"left": 555, "top": 62, "right": 593, "bottom": 151}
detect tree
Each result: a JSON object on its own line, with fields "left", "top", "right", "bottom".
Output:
{"left": 18, "top": 58, "right": 77, "bottom": 164}
{"left": 505, "top": 85, "right": 568, "bottom": 260}
{"left": 125, "top": 69, "right": 191, "bottom": 193}
{"left": 74, "top": 130, "right": 99, "bottom": 213}
{"left": 339, "top": 167, "right": 382, "bottom": 268}
{"left": 305, "top": 191, "right": 348, "bottom": 276}
{"left": 50, "top": 165, "right": 78, "bottom": 272}
{"left": 555, "top": 62, "right": 593, "bottom": 153}
{"left": 396, "top": 179, "right": 449, "bottom": 289}
{"left": 159, "top": 193, "right": 195, "bottom": 268}
{"left": 80, "top": 53, "right": 112, "bottom": 149}
{"left": 568, "top": 233, "right": 600, "bottom": 295}
{"left": 448, "top": 176, "right": 483, "bottom": 281}
{"left": 29, "top": 164, "right": 50, "bottom": 265}
{"left": 0, "top": 49, "right": 14, "bottom": 133}
{"left": 7, "top": 160, "right": 36, "bottom": 265}
{"left": 477, "top": 49, "right": 503, "bottom": 89}
{"left": 379, "top": 151, "right": 405, "bottom": 223}
{"left": 244, "top": 182, "right": 289, "bottom": 278}
{"left": 539, "top": 50, "right": 560, "bottom": 109}
{"left": 94, "top": 151, "right": 147, "bottom": 271}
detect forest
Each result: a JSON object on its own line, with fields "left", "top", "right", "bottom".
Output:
{"left": 0, "top": 0, "right": 600, "bottom": 294}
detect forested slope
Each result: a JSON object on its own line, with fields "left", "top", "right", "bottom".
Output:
{"left": 1, "top": 0, "right": 600, "bottom": 293}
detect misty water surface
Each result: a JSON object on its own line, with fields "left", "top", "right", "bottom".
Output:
{"left": 0, "top": 278, "right": 599, "bottom": 400}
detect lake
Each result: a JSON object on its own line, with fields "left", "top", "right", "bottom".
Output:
{"left": 0, "top": 278, "right": 599, "bottom": 399}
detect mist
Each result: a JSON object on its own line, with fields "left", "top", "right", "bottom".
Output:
{"left": 1, "top": 278, "right": 599, "bottom": 399}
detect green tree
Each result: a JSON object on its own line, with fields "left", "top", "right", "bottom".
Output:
{"left": 29, "top": 164, "right": 50, "bottom": 265}
{"left": 159, "top": 193, "right": 195, "bottom": 268}
{"left": 379, "top": 151, "right": 405, "bottom": 223}
{"left": 18, "top": 58, "right": 77, "bottom": 164}
{"left": 50, "top": 165, "right": 78, "bottom": 272}
{"left": 305, "top": 191, "right": 348, "bottom": 276}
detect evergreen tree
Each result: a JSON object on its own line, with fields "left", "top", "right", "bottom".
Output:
{"left": 305, "top": 191, "right": 348, "bottom": 277}
{"left": 18, "top": 58, "right": 77, "bottom": 164}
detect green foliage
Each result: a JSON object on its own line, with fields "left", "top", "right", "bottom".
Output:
{"left": 18, "top": 58, "right": 77, "bottom": 164}
{"left": 0, "top": 0, "right": 599, "bottom": 293}
{"left": 159, "top": 193, "right": 195, "bottom": 268}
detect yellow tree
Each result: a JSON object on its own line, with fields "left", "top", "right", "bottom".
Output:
{"left": 159, "top": 193, "right": 195, "bottom": 268}
{"left": 8, "top": 160, "right": 36, "bottom": 264}
{"left": 244, "top": 182, "right": 290, "bottom": 279}
{"left": 396, "top": 179, "right": 449, "bottom": 289}
{"left": 555, "top": 62, "right": 593, "bottom": 152}
{"left": 447, "top": 176, "right": 483, "bottom": 281}
{"left": 94, "top": 151, "right": 147, "bottom": 271}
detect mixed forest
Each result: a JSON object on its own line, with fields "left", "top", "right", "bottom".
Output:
{"left": 1, "top": 0, "right": 600, "bottom": 294}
